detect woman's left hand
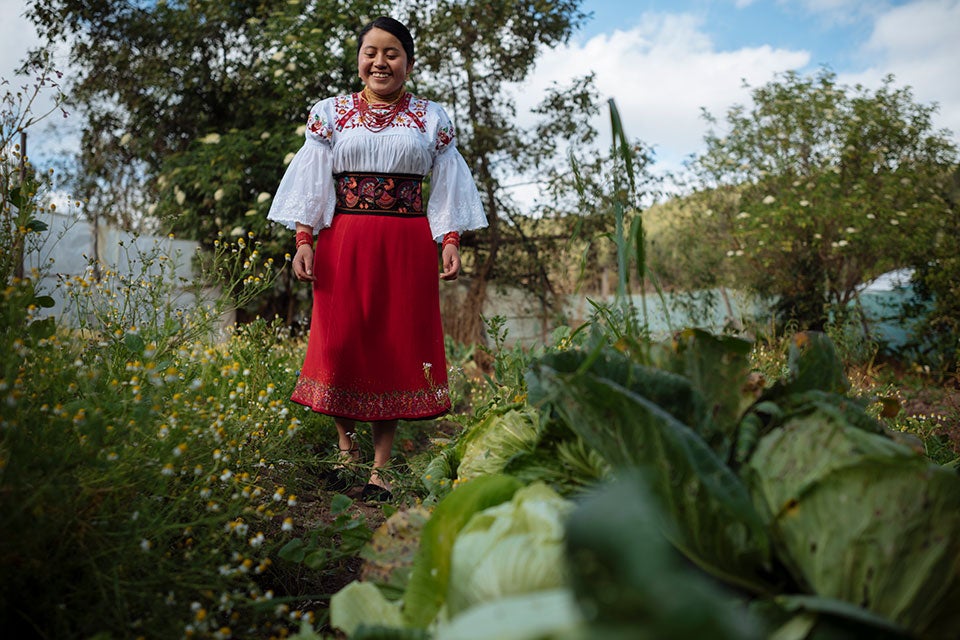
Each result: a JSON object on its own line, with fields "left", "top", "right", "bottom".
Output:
{"left": 440, "top": 244, "right": 461, "bottom": 281}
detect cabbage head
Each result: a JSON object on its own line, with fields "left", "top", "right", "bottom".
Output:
{"left": 456, "top": 405, "right": 541, "bottom": 481}
{"left": 446, "top": 482, "right": 573, "bottom": 617}
{"left": 745, "top": 405, "right": 960, "bottom": 639}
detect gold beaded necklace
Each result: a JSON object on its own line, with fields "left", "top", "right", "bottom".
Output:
{"left": 357, "top": 87, "right": 409, "bottom": 132}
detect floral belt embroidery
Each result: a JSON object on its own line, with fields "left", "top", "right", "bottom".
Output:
{"left": 334, "top": 172, "right": 424, "bottom": 216}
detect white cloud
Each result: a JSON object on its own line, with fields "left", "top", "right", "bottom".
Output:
{"left": 0, "top": 3, "right": 40, "bottom": 81}
{"left": 842, "top": 0, "right": 960, "bottom": 137}
{"left": 517, "top": 12, "right": 810, "bottom": 172}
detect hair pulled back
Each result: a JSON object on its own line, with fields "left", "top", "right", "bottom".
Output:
{"left": 358, "top": 16, "right": 415, "bottom": 61}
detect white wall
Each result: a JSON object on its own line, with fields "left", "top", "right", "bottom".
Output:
{"left": 23, "top": 211, "right": 232, "bottom": 328}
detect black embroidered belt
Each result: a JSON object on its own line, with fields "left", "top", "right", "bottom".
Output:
{"left": 334, "top": 172, "right": 424, "bottom": 216}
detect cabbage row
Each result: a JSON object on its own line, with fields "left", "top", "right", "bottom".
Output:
{"left": 321, "top": 330, "right": 960, "bottom": 640}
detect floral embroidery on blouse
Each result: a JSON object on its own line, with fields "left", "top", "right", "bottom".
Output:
{"left": 329, "top": 93, "right": 430, "bottom": 133}
{"left": 435, "top": 123, "right": 455, "bottom": 152}
{"left": 307, "top": 111, "right": 333, "bottom": 141}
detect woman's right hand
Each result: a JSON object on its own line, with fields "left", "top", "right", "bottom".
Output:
{"left": 293, "top": 245, "right": 315, "bottom": 282}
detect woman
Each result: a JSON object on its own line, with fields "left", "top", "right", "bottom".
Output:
{"left": 267, "top": 16, "right": 487, "bottom": 501}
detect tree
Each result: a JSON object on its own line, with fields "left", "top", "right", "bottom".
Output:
{"left": 908, "top": 166, "right": 960, "bottom": 372}
{"left": 26, "top": 0, "right": 390, "bottom": 318}
{"left": 687, "top": 68, "right": 957, "bottom": 332}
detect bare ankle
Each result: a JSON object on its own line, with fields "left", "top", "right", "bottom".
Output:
{"left": 368, "top": 468, "right": 391, "bottom": 490}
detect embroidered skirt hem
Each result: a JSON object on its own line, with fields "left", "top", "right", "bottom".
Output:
{"left": 291, "top": 377, "right": 450, "bottom": 422}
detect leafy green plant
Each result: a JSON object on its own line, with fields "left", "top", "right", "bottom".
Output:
{"left": 565, "top": 472, "right": 762, "bottom": 640}
{"left": 569, "top": 98, "right": 666, "bottom": 344}
{"left": 524, "top": 329, "right": 960, "bottom": 639}
{"left": 0, "top": 314, "right": 319, "bottom": 638}
{"left": 331, "top": 474, "right": 524, "bottom": 635}
{"left": 744, "top": 400, "right": 960, "bottom": 637}
{"left": 690, "top": 68, "right": 958, "bottom": 336}
{"left": 1, "top": 63, "right": 65, "bottom": 346}
{"left": 278, "top": 493, "right": 374, "bottom": 573}
{"left": 527, "top": 344, "right": 777, "bottom": 595}
{"left": 474, "top": 314, "right": 542, "bottom": 406}
{"left": 60, "top": 229, "right": 281, "bottom": 363}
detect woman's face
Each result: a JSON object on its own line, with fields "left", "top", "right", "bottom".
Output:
{"left": 358, "top": 27, "right": 413, "bottom": 97}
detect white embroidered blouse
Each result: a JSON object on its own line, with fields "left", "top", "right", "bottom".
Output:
{"left": 267, "top": 93, "right": 487, "bottom": 242}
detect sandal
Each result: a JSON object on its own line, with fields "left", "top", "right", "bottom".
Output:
{"left": 361, "top": 483, "right": 393, "bottom": 503}
{"left": 322, "top": 444, "right": 360, "bottom": 492}
{"left": 322, "top": 468, "right": 352, "bottom": 492}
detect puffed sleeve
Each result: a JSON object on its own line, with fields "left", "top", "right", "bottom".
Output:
{"left": 426, "top": 103, "right": 487, "bottom": 242}
{"left": 266, "top": 99, "right": 337, "bottom": 232}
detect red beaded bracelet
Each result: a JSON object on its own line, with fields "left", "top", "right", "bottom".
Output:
{"left": 442, "top": 231, "right": 460, "bottom": 249}
{"left": 295, "top": 231, "right": 313, "bottom": 249}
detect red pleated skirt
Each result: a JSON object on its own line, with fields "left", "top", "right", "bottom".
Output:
{"left": 290, "top": 212, "right": 450, "bottom": 421}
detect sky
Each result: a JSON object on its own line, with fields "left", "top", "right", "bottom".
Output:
{"left": 528, "top": 0, "right": 960, "bottom": 174}
{"left": 2, "top": 0, "right": 959, "bottom": 197}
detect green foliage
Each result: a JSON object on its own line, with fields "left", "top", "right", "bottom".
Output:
{"left": 476, "top": 314, "right": 538, "bottom": 405}
{"left": 522, "top": 325, "right": 960, "bottom": 639}
{"left": 527, "top": 346, "right": 777, "bottom": 595}
{"left": 0, "top": 207, "right": 319, "bottom": 638}
{"left": 331, "top": 481, "right": 576, "bottom": 638}
{"left": 745, "top": 406, "right": 960, "bottom": 637}
{"left": 905, "top": 166, "right": 960, "bottom": 373}
{"left": 0, "top": 317, "right": 315, "bottom": 637}
{"left": 566, "top": 473, "right": 762, "bottom": 640}
{"left": 454, "top": 405, "right": 541, "bottom": 483}
{"left": 420, "top": 397, "right": 609, "bottom": 503}
{"left": 433, "top": 590, "right": 581, "bottom": 640}
{"left": 687, "top": 67, "right": 958, "bottom": 334}
{"left": 1, "top": 56, "right": 64, "bottom": 289}
{"left": 279, "top": 493, "right": 373, "bottom": 569}
{"left": 645, "top": 197, "right": 727, "bottom": 292}
{"left": 444, "top": 482, "right": 572, "bottom": 617}
{"left": 330, "top": 581, "right": 406, "bottom": 637}
{"left": 568, "top": 98, "right": 662, "bottom": 337}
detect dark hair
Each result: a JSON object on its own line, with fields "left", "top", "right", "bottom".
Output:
{"left": 358, "top": 16, "right": 415, "bottom": 61}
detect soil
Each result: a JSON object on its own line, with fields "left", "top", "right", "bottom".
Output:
{"left": 864, "top": 358, "right": 960, "bottom": 459}
{"left": 264, "top": 418, "right": 463, "bottom": 637}
{"left": 900, "top": 381, "right": 960, "bottom": 455}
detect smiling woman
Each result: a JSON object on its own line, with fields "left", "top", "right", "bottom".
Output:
{"left": 266, "top": 16, "right": 488, "bottom": 503}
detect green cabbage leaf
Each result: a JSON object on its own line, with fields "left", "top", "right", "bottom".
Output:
{"left": 745, "top": 404, "right": 960, "bottom": 638}
{"left": 434, "top": 589, "right": 582, "bottom": 640}
{"left": 446, "top": 482, "right": 573, "bottom": 617}
{"left": 455, "top": 405, "right": 541, "bottom": 481}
